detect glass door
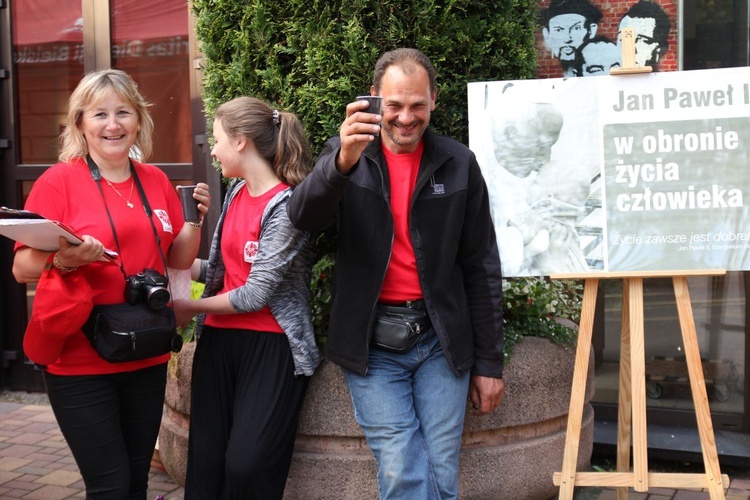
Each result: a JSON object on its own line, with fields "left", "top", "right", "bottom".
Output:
{"left": 4, "top": 0, "right": 206, "bottom": 391}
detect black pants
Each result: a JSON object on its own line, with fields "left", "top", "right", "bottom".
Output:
{"left": 43, "top": 363, "right": 167, "bottom": 500}
{"left": 185, "top": 327, "right": 309, "bottom": 500}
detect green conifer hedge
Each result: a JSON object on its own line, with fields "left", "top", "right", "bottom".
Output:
{"left": 192, "top": 0, "right": 537, "bottom": 152}
{"left": 190, "top": 0, "right": 583, "bottom": 354}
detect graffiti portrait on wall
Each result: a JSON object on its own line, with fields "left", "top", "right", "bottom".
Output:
{"left": 538, "top": 0, "right": 673, "bottom": 78}
{"left": 540, "top": 0, "right": 603, "bottom": 77}
{"left": 578, "top": 36, "right": 621, "bottom": 76}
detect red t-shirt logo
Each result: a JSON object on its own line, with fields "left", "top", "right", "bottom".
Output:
{"left": 244, "top": 241, "right": 259, "bottom": 263}
{"left": 154, "top": 209, "right": 173, "bottom": 234}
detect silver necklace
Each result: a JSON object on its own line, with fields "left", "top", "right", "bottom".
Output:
{"left": 105, "top": 176, "right": 135, "bottom": 208}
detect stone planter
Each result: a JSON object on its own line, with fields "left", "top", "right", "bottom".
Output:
{"left": 159, "top": 336, "right": 594, "bottom": 500}
{"left": 158, "top": 341, "right": 194, "bottom": 487}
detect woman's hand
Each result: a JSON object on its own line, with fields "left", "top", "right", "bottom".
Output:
{"left": 169, "top": 183, "right": 210, "bottom": 269}
{"left": 12, "top": 235, "right": 107, "bottom": 283}
{"left": 173, "top": 298, "right": 198, "bottom": 328}
{"left": 55, "top": 235, "right": 107, "bottom": 268}
{"left": 173, "top": 294, "right": 236, "bottom": 327}
{"left": 192, "top": 183, "right": 210, "bottom": 221}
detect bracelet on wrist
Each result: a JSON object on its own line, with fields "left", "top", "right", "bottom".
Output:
{"left": 52, "top": 252, "right": 78, "bottom": 273}
{"left": 187, "top": 219, "right": 203, "bottom": 228}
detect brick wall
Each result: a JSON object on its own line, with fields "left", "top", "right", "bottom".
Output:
{"left": 535, "top": 0, "right": 678, "bottom": 78}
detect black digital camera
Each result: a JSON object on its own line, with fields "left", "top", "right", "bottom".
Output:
{"left": 125, "top": 268, "right": 170, "bottom": 310}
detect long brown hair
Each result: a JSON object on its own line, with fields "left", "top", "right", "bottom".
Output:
{"left": 213, "top": 97, "right": 312, "bottom": 187}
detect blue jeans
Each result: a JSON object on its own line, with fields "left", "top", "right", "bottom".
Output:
{"left": 343, "top": 327, "right": 470, "bottom": 500}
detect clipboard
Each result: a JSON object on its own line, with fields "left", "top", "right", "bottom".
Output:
{"left": 0, "top": 207, "right": 118, "bottom": 261}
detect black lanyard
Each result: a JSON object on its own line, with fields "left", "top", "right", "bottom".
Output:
{"left": 86, "top": 155, "right": 169, "bottom": 283}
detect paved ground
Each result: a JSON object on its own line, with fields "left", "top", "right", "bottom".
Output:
{"left": 0, "top": 390, "right": 747, "bottom": 499}
{"left": 584, "top": 452, "right": 750, "bottom": 499}
{"left": 0, "top": 398, "right": 184, "bottom": 499}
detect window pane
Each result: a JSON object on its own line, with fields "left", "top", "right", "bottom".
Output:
{"left": 595, "top": 275, "right": 745, "bottom": 417}
{"left": 683, "top": 0, "right": 750, "bottom": 69}
{"left": 111, "top": 0, "right": 191, "bottom": 164}
{"left": 12, "top": 0, "right": 84, "bottom": 165}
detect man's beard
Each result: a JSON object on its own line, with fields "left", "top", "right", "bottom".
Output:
{"left": 384, "top": 120, "right": 426, "bottom": 147}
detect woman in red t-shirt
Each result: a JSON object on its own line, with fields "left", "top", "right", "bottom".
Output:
{"left": 12, "top": 69, "right": 210, "bottom": 499}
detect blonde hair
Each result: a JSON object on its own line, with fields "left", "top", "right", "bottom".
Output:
{"left": 213, "top": 96, "right": 312, "bottom": 187}
{"left": 59, "top": 69, "right": 154, "bottom": 162}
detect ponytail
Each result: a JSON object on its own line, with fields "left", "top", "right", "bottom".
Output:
{"left": 214, "top": 97, "right": 312, "bottom": 187}
{"left": 273, "top": 111, "right": 312, "bottom": 187}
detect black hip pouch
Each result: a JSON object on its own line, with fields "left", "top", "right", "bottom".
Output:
{"left": 371, "top": 303, "right": 431, "bottom": 353}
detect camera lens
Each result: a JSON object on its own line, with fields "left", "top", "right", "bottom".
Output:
{"left": 146, "top": 287, "right": 170, "bottom": 310}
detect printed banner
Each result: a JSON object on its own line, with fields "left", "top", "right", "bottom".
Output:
{"left": 467, "top": 67, "right": 750, "bottom": 277}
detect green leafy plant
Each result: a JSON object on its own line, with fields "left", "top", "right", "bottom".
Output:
{"left": 501, "top": 277, "right": 582, "bottom": 363}
{"left": 176, "top": 281, "right": 206, "bottom": 344}
{"left": 309, "top": 268, "right": 582, "bottom": 361}
{"left": 310, "top": 231, "right": 336, "bottom": 346}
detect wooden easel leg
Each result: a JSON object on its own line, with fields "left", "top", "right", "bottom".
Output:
{"left": 616, "top": 279, "right": 633, "bottom": 500}
{"left": 557, "top": 278, "right": 599, "bottom": 499}
{"left": 673, "top": 277, "right": 726, "bottom": 499}
{"left": 627, "top": 278, "right": 649, "bottom": 492}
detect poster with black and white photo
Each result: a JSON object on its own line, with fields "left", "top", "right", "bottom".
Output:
{"left": 468, "top": 67, "right": 750, "bottom": 277}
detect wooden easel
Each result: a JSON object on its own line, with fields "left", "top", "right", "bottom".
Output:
{"left": 551, "top": 28, "right": 728, "bottom": 497}
{"left": 552, "top": 270, "right": 729, "bottom": 498}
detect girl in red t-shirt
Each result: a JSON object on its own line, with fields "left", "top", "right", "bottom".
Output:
{"left": 174, "top": 97, "right": 320, "bottom": 499}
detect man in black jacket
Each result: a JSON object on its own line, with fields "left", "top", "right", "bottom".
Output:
{"left": 287, "top": 48, "right": 504, "bottom": 499}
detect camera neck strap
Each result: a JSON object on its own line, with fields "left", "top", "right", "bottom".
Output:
{"left": 86, "top": 155, "right": 169, "bottom": 283}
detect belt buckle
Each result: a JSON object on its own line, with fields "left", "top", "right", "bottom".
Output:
{"left": 404, "top": 299, "right": 421, "bottom": 309}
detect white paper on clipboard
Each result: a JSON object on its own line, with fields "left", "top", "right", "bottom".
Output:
{"left": 0, "top": 217, "right": 118, "bottom": 262}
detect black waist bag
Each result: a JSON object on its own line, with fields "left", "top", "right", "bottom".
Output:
{"left": 371, "top": 304, "right": 431, "bottom": 354}
{"left": 82, "top": 303, "right": 182, "bottom": 363}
